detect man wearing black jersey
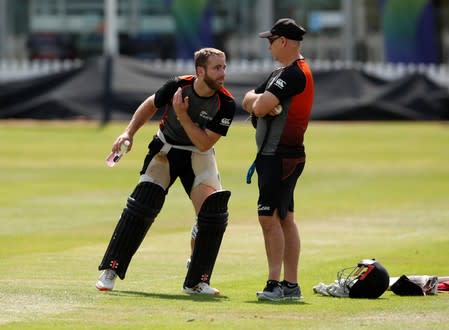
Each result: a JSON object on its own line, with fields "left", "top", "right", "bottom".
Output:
{"left": 242, "top": 18, "right": 314, "bottom": 301}
{"left": 96, "top": 48, "right": 236, "bottom": 296}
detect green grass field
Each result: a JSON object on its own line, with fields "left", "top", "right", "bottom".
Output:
{"left": 0, "top": 120, "right": 448, "bottom": 329}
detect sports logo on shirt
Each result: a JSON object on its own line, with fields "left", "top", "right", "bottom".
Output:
{"left": 220, "top": 118, "right": 231, "bottom": 126}
{"left": 200, "top": 111, "right": 212, "bottom": 121}
{"left": 274, "top": 78, "right": 286, "bottom": 89}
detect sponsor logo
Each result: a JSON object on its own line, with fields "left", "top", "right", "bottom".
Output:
{"left": 220, "top": 118, "right": 231, "bottom": 126}
{"left": 200, "top": 111, "right": 212, "bottom": 121}
{"left": 109, "top": 260, "right": 119, "bottom": 269}
{"left": 274, "top": 78, "right": 286, "bottom": 89}
{"left": 258, "top": 205, "right": 271, "bottom": 212}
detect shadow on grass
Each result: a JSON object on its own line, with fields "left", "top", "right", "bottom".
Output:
{"left": 245, "top": 299, "right": 309, "bottom": 305}
{"left": 108, "top": 290, "right": 229, "bottom": 302}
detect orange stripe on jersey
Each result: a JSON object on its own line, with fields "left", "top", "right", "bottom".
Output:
{"left": 219, "top": 86, "right": 234, "bottom": 99}
{"left": 279, "top": 59, "right": 314, "bottom": 148}
{"left": 178, "top": 75, "right": 195, "bottom": 81}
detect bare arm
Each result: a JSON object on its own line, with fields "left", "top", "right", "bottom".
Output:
{"left": 242, "top": 89, "right": 280, "bottom": 117}
{"left": 112, "top": 94, "right": 158, "bottom": 153}
{"left": 172, "top": 87, "right": 221, "bottom": 152}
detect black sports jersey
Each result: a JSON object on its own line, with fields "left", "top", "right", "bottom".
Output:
{"left": 254, "top": 59, "right": 314, "bottom": 156}
{"left": 154, "top": 75, "right": 236, "bottom": 146}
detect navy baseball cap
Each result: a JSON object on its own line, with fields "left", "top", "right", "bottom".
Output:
{"left": 259, "top": 18, "right": 306, "bottom": 41}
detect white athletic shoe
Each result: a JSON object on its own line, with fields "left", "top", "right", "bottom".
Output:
{"left": 183, "top": 282, "right": 220, "bottom": 296}
{"left": 96, "top": 269, "right": 117, "bottom": 291}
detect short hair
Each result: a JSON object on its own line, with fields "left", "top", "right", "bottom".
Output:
{"left": 194, "top": 48, "right": 225, "bottom": 69}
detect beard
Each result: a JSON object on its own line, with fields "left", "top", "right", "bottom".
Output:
{"left": 203, "top": 71, "right": 224, "bottom": 91}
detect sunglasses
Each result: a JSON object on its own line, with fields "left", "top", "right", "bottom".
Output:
{"left": 268, "top": 36, "right": 281, "bottom": 44}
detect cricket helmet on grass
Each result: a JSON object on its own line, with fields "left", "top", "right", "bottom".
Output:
{"left": 337, "top": 258, "right": 390, "bottom": 298}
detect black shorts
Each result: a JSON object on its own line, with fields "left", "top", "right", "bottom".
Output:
{"left": 256, "top": 154, "right": 305, "bottom": 219}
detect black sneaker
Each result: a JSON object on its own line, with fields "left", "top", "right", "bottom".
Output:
{"left": 281, "top": 280, "right": 303, "bottom": 301}
{"left": 256, "top": 280, "right": 284, "bottom": 301}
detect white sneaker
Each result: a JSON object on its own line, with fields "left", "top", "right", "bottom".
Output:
{"left": 96, "top": 269, "right": 117, "bottom": 291}
{"left": 183, "top": 282, "right": 220, "bottom": 296}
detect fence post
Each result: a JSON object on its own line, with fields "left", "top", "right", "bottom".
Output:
{"left": 102, "top": 55, "right": 113, "bottom": 125}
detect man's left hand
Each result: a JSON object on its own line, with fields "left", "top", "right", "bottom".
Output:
{"left": 172, "top": 87, "right": 190, "bottom": 120}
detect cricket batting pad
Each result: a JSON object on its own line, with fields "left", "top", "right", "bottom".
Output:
{"left": 98, "top": 182, "right": 165, "bottom": 279}
{"left": 183, "top": 190, "right": 231, "bottom": 288}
